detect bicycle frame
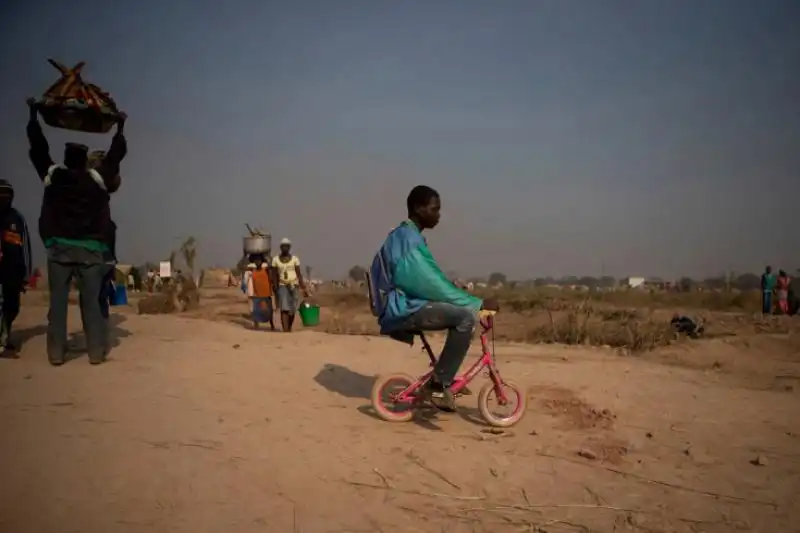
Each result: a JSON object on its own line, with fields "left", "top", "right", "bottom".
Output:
{"left": 392, "top": 314, "right": 511, "bottom": 405}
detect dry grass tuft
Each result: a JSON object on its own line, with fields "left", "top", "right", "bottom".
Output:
{"left": 523, "top": 302, "right": 676, "bottom": 351}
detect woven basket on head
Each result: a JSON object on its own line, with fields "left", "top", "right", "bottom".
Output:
{"left": 32, "top": 59, "right": 122, "bottom": 134}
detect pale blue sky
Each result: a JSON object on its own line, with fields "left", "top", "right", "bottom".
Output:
{"left": 1, "top": 0, "right": 798, "bottom": 279}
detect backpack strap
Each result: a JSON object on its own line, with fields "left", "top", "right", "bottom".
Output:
{"left": 43, "top": 164, "right": 64, "bottom": 187}
{"left": 88, "top": 169, "right": 107, "bottom": 191}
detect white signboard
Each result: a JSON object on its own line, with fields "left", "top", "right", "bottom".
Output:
{"left": 159, "top": 261, "right": 172, "bottom": 278}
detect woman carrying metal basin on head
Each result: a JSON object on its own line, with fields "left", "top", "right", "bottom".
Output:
{"left": 242, "top": 230, "right": 276, "bottom": 331}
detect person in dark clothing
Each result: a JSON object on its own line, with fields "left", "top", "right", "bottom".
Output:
{"left": 0, "top": 180, "right": 32, "bottom": 358}
{"left": 761, "top": 266, "right": 776, "bottom": 315}
{"left": 26, "top": 98, "right": 127, "bottom": 366}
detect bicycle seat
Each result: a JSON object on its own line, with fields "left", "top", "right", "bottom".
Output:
{"left": 386, "top": 330, "right": 418, "bottom": 346}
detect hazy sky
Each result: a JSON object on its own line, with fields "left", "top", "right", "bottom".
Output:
{"left": 1, "top": 0, "right": 798, "bottom": 279}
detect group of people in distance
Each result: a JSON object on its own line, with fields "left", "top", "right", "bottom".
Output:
{"left": 241, "top": 238, "right": 309, "bottom": 332}
{"left": 761, "top": 266, "right": 796, "bottom": 315}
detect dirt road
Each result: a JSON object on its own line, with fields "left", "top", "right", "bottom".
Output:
{"left": 0, "top": 307, "right": 797, "bottom": 532}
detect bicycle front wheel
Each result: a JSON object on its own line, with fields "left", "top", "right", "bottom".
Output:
{"left": 478, "top": 380, "right": 527, "bottom": 428}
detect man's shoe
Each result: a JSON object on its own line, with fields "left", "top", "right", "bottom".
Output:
{"left": 422, "top": 381, "right": 457, "bottom": 412}
{"left": 89, "top": 352, "right": 107, "bottom": 365}
{"left": 49, "top": 358, "right": 65, "bottom": 366}
{"left": 1, "top": 344, "right": 19, "bottom": 359}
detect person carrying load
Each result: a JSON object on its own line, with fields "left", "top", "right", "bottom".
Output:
{"left": 242, "top": 253, "right": 276, "bottom": 331}
{"left": 272, "top": 238, "right": 309, "bottom": 333}
{"left": 25, "top": 98, "right": 127, "bottom": 366}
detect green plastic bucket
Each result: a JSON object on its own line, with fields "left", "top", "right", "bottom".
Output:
{"left": 298, "top": 302, "right": 321, "bottom": 327}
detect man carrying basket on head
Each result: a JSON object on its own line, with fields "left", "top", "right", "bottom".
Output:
{"left": 26, "top": 98, "right": 127, "bottom": 366}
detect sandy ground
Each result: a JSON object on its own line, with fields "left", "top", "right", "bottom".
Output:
{"left": 0, "top": 303, "right": 798, "bottom": 533}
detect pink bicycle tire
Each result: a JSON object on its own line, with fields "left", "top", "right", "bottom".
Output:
{"left": 478, "top": 380, "right": 527, "bottom": 428}
{"left": 370, "top": 373, "right": 417, "bottom": 423}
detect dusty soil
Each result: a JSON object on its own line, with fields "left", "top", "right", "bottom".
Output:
{"left": 0, "top": 296, "right": 798, "bottom": 532}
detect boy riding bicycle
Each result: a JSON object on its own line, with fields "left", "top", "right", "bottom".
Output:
{"left": 368, "top": 185, "right": 499, "bottom": 411}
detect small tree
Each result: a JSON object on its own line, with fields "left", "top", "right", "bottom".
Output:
{"left": 488, "top": 272, "right": 507, "bottom": 286}
{"left": 179, "top": 236, "right": 197, "bottom": 277}
{"left": 349, "top": 265, "right": 367, "bottom": 282}
{"left": 305, "top": 265, "right": 312, "bottom": 280}
{"left": 678, "top": 277, "right": 694, "bottom": 293}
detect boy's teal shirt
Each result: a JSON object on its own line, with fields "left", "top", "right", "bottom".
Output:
{"left": 369, "top": 220, "right": 482, "bottom": 333}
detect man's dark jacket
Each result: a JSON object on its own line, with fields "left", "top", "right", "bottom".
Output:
{"left": 27, "top": 118, "right": 126, "bottom": 247}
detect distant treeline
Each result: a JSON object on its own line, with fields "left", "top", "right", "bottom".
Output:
{"left": 469, "top": 272, "right": 785, "bottom": 292}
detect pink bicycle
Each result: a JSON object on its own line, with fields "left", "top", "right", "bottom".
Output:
{"left": 370, "top": 310, "right": 527, "bottom": 427}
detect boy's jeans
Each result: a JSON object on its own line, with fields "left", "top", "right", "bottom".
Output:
{"left": 46, "top": 244, "right": 113, "bottom": 364}
{"left": 393, "top": 302, "right": 477, "bottom": 386}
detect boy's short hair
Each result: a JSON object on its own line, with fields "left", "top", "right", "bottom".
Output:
{"left": 406, "top": 185, "right": 439, "bottom": 214}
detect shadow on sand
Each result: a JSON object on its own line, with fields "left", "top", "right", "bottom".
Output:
{"left": 9, "top": 313, "right": 133, "bottom": 363}
{"left": 313, "top": 363, "right": 375, "bottom": 399}
{"left": 65, "top": 313, "right": 132, "bottom": 360}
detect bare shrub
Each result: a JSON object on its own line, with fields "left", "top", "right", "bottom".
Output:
{"left": 138, "top": 275, "right": 200, "bottom": 315}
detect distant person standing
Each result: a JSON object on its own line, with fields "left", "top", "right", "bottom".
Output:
{"left": 26, "top": 98, "right": 127, "bottom": 365}
{"left": 272, "top": 238, "right": 308, "bottom": 332}
{"left": 0, "top": 180, "right": 32, "bottom": 358}
{"left": 776, "top": 270, "right": 791, "bottom": 315}
{"left": 761, "top": 266, "right": 776, "bottom": 315}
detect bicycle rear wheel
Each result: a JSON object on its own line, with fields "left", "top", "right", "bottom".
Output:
{"left": 371, "top": 373, "right": 417, "bottom": 422}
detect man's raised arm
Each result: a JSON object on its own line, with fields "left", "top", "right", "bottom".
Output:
{"left": 96, "top": 113, "right": 128, "bottom": 193}
{"left": 25, "top": 99, "right": 54, "bottom": 179}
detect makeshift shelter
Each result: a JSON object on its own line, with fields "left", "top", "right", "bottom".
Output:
{"left": 31, "top": 59, "right": 122, "bottom": 133}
